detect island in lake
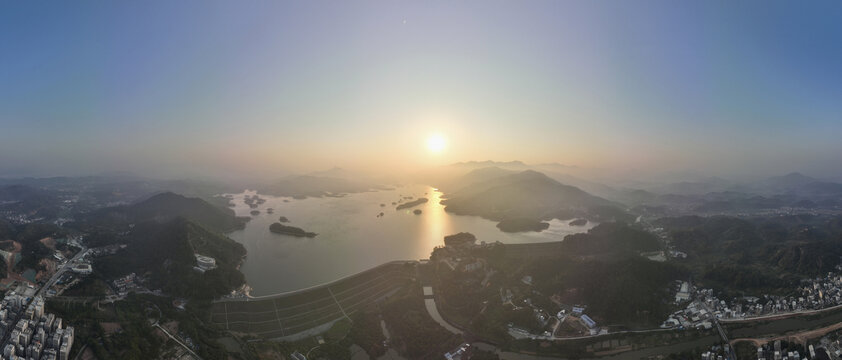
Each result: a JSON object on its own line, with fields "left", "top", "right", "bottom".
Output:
{"left": 269, "top": 222, "right": 317, "bottom": 238}
{"left": 278, "top": 216, "right": 289, "bottom": 223}
{"left": 250, "top": 210, "right": 260, "bottom": 216}
{"left": 569, "top": 218, "right": 588, "bottom": 226}
{"left": 413, "top": 209, "right": 422, "bottom": 215}
{"left": 395, "top": 197, "right": 428, "bottom": 210}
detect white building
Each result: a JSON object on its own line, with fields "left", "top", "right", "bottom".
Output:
{"left": 71, "top": 263, "right": 92, "bottom": 275}
{"left": 195, "top": 254, "right": 217, "bottom": 272}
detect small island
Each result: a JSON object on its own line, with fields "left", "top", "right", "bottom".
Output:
{"left": 569, "top": 218, "right": 588, "bottom": 226}
{"left": 250, "top": 210, "right": 260, "bottom": 216}
{"left": 396, "top": 197, "right": 428, "bottom": 210}
{"left": 266, "top": 208, "right": 274, "bottom": 214}
{"left": 413, "top": 209, "right": 422, "bottom": 215}
{"left": 269, "top": 222, "right": 317, "bottom": 238}
{"left": 496, "top": 218, "right": 550, "bottom": 233}
{"left": 278, "top": 216, "right": 289, "bottom": 223}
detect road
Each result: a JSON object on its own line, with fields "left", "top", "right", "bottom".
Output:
{"left": 154, "top": 323, "right": 203, "bottom": 360}
{"left": 698, "top": 301, "right": 734, "bottom": 360}
{"left": 720, "top": 303, "right": 842, "bottom": 323}
{"left": 37, "top": 246, "right": 88, "bottom": 298}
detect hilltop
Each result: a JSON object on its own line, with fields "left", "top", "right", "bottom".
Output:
{"left": 87, "top": 192, "right": 248, "bottom": 233}
{"left": 440, "top": 170, "right": 627, "bottom": 231}
{"left": 95, "top": 217, "right": 246, "bottom": 299}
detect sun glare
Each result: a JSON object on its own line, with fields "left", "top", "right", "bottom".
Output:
{"left": 426, "top": 134, "right": 446, "bottom": 153}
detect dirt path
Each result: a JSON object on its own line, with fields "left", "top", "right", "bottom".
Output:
{"left": 731, "top": 321, "right": 842, "bottom": 347}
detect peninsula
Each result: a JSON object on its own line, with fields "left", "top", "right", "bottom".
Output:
{"left": 496, "top": 217, "right": 550, "bottom": 232}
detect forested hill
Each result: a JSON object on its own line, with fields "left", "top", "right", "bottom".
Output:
{"left": 655, "top": 215, "right": 842, "bottom": 291}
{"left": 95, "top": 217, "right": 246, "bottom": 299}
{"left": 561, "top": 222, "right": 661, "bottom": 255}
{"left": 86, "top": 192, "right": 248, "bottom": 233}
{"left": 440, "top": 170, "right": 631, "bottom": 230}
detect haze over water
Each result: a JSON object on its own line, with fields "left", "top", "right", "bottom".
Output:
{"left": 227, "top": 185, "right": 595, "bottom": 296}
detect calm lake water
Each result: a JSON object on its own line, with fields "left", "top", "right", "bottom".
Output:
{"left": 226, "top": 185, "right": 595, "bottom": 296}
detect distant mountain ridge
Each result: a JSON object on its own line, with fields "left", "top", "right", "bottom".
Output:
{"left": 0, "top": 184, "right": 62, "bottom": 218}
{"left": 257, "top": 175, "right": 375, "bottom": 198}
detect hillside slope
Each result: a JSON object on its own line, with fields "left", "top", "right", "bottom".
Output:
{"left": 440, "top": 170, "right": 627, "bottom": 229}
{"left": 88, "top": 192, "right": 248, "bottom": 233}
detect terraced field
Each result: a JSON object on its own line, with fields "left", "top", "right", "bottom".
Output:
{"left": 211, "top": 261, "right": 417, "bottom": 339}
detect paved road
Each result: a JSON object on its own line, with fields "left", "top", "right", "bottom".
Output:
{"left": 38, "top": 246, "right": 88, "bottom": 298}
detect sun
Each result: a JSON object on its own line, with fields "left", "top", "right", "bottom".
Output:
{"left": 426, "top": 134, "right": 446, "bottom": 153}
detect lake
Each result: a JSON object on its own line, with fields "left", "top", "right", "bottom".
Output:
{"left": 226, "top": 185, "right": 595, "bottom": 296}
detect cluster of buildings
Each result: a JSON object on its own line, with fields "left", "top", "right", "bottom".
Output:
{"left": 0, "top": 294, "right": 73, "bottom": 360}
{"left": 111, "top": 273, "right": 140, "bottom": 296}
{"left": 661, "top": 286, "right": 717, "bottom": 331}
{"left": 754, "top": 340, "right": 812, "bottom": 360}
{"left": 86, "top": 244, "right": 124, "bottom": 257}
{"left": 750, "top": 331, "right": 842, "bottom": 359}
{"left": 796, "top": 269, "right": 842, "bottom": 310}
{"left": 665, "top": 265, "right": 842, "bottom": 330}
{"left": 0, "top": 212, "right": 39, "bottom": 226}
{"left": 699, "top": 344, "right": 732, "bottom": 360}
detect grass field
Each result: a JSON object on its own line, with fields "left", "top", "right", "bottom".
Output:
{"left": 210, "top": 261, "right": 416, "bottom": 339}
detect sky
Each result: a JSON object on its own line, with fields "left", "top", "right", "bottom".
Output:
{"left": 1, "top": 1, "right": 842, "bottom": 180}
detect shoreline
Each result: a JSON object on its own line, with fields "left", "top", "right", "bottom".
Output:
{"left": 222, "top": 186, "right": 596, "bottom": 297}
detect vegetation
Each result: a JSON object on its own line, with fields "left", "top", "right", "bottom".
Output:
{"left": 656, "top": 214, "right": 842, "bottom": 293}
{"left": 0, "top": 222, "right": 66, "bottom": 273}
{"left": 440, "top": 170, "right": 621, "bottom": 224}
{"left": 95, "top": 218, "right": 246, "bottom": 299}
{"left": 63, "top": 275, "right": 110, "bottom": 298}
{"left": 396, "top": 197, "right": 428, "bottom": 210}
{"left": 49, "top": 293, "right": 242, "bottom": 360}
{"left": 560, "top": 222, "right": 661, "bottom": 255}
{"left": 347, "top": 311, "right": 387, "bottom": 358}
{"left": 0, "top": 184, "right": 63, "bottom": 219}
{"left": 443, "top": 232, "right": 476, "bottom": 247}
{"left": 269, "top": 222, "right": 317, "bottom": 237}
{"left": 496, "top": 218, "right": 549, "bottom": 232}
{"left": 381, "top": 288, "right": 461, "bottom": 359}
{"left": 87, "top": 192, "right": 248, "bottom": 233}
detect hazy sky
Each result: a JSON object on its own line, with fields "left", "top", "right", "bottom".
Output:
{"left": 2, "top": 1, "right": 842, "bottom": 179}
